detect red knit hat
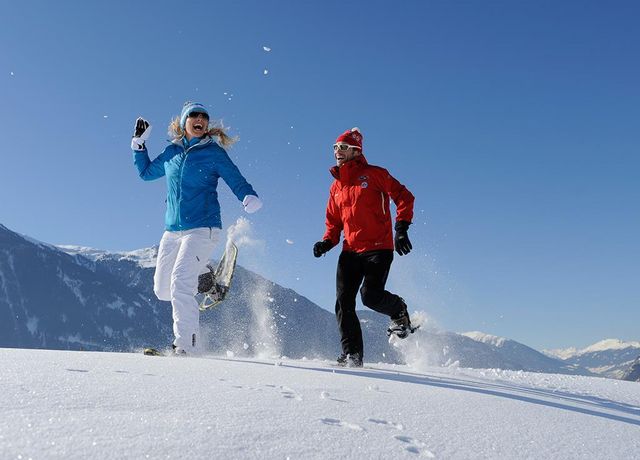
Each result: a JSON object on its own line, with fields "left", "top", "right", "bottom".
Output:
{"left": 335, "top": 127, "right": 363, "bottom": 151}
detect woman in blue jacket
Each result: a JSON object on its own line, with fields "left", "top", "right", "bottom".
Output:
{"left": 132, "top": 101, "right": 262, "bottom": 355}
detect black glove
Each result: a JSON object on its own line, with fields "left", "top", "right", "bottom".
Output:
{"left": 394, "top": 221, "right": 412, "bottom": 256}
{"left": 131, "top": 117, "right": 152, "bottom": 151}
{"left": 313, "top": 240, "right": 333, "bottom": 258}
{"left": 133, "top": 117, "right": 149, "bottom": 137}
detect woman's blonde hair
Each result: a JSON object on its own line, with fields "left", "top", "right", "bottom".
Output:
{"left": 168, "top": 116, "right": 237, "bottom": 147}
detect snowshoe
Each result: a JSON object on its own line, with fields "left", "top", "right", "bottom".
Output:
{"left": 197, "top": 265, "right": 229, "bottom": 305}
{"left": 197, "top": 241, "right": 238, "bottom": 311}
{"left": 386, "top": 300, "right": 419, "bottom": 339}
{"left": 143, "top": 345, "right": 188, "bottom": 357}
{"left": 386, "top": 323, "right": 421, "bottom": 339}
{"left": 143, "top": 348, "right": 164, "bottom": 356}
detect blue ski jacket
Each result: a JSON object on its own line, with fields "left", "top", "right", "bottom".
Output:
{"left": 133, "top": 137, "right": 257, "bottom": 231}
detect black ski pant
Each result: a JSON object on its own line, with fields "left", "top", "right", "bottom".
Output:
{"left": 335, "top": 249, "right": 405, "bottom": 358}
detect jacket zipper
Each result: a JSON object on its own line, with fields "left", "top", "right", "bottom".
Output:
{"left": 176, "top": 138, "right": 212, "bottom": 229}
{"left": 381, "top": 192, "right": 386, "bottom": 215}
{"left": 177, "top": 149, "right": 187, "bottom": 228}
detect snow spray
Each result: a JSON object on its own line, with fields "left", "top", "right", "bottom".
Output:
{"left": 223, "top": 217, "right": 281, "bottom": 358}
{"left": 389, "top": 311, "right": 431, "bottom": 370}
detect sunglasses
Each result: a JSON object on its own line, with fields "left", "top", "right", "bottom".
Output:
{"left": 333, "top": 143, "right": 358, "bottom": 151}
{"left": 187, "top": 111, "right": 209, "bottom": 120}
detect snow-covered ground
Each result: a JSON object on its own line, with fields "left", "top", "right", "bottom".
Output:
{"left": 1, "top": 347, "right": 639, "bottom": 459}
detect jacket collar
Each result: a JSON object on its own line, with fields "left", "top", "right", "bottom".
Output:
{"left": 171, "top": 135, "right": 213, "bottom": 151}
{"left": 330, "top": 154, "right": 368, "bottom": 181}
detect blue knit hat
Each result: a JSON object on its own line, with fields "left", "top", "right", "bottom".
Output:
{"left": 180, "top": 102, "right": 209, "bottom": 129}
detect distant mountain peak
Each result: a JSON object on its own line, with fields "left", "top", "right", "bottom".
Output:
{"left": 582, "top": 339, "right": 640, "bottom": 353}
{"left": 460, "top": 331, "right": 507, "bottom": 347}
{"left": 543, "top": 347, "right": 579, "bottom": 360}
{"left": 57, "top": 245, "right": 159, "bottom": 269}
{"left": 545, "top": 339, "right": 640, "bottom": 360}
{"left": 543, "top": 338, "right": 640, "bottom": 379}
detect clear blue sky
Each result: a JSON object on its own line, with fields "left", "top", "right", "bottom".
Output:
{"left": 1, "top": 0, "right": 638, "bottom": 350}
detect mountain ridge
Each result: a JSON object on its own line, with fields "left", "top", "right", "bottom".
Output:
{"left": 0, "top": 222, "right": 627, "bottom": 378}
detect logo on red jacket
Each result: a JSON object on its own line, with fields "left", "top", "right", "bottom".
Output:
{"left": 361, "top": 181, "right": 368, "bottom": 188}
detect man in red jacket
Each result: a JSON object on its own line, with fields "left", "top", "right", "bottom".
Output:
{"left": 313, "top": 127, "right": 415, "bottom": 367}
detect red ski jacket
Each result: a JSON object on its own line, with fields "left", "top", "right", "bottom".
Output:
{"left": 322, "top": 155, "right": 414, "bottom": 253}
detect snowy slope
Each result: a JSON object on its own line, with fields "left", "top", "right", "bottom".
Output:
{"left": 1, "top": 347, "right": 639, "bottom": 460}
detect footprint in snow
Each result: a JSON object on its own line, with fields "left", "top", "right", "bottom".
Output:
{"left": 393, "top": 435, "right": 435, "bottom": 457}
{"left": 320, "top": 391, "right": 348, "bottom": 403}
{"left": 321, "top": 418, "right": 365, "bottom": 431}
{"left": 279, "top": 385, "right": 302, "bottom": 401}
{"left": 367, "top": 418, "right": 404, "bottom": 430}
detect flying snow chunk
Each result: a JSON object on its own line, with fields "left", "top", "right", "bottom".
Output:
{"left": 263, "top": 46, "right": 271, "bottom": 52}
{"left": 11, "top": 72, "right": 15, "bottom": 76}
{"left": 263, "top": 69, "right": 269, "bottom": 75}
{"left": 286, "top": 239, "right": 294, "bottom": 245}
{"left": 103, "top": 115, "right": 108, "bottom": 119}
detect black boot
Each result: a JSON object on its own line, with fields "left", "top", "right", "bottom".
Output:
{"left": 336, "top": 352, "right": 363, "bottom": 368}
{"left": 387, "top": 299, "right": 412, "bottom": 339}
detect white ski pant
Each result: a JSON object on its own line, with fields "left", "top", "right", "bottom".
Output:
{"left": 154, "top": 227, "right": 221, "bottom": 352}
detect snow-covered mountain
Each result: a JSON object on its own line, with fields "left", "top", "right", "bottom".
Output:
{"left": 0, "top": 223, "right": 614, "bottom": 376}
{"left": 2, "top": 347, "right": 639, "bottom": 459}
{"left": 353, "top": 318, "right": 592, "bottom": 375}
{"left": 0, "top": 223, "right": 341, "bottom": 359}
{"left": 459, "top": 331, "right": 593, "bottom": 376}
{"left": 544, "top": 339, "right": 640, "bottom": 379}
{"left": 0, "top": 224, "right": 172, "bottom": 351}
